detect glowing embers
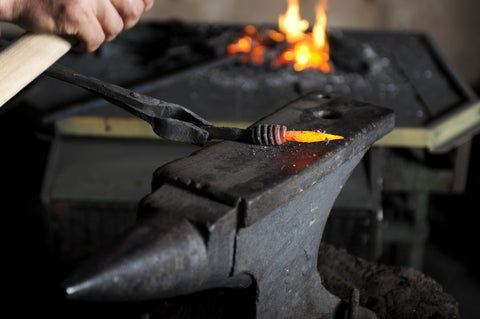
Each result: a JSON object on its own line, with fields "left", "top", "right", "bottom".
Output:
{"left": 227, "top": 25, "right": 268, "bottom": 65}
{"left": 227, "top": 0, "right": 331, "bottom": 72}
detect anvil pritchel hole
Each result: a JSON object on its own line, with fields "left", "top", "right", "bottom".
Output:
{"left": 313, "top": 109, "right": 342, "bottom": 120}
{"left": 316, "top": 94, "right": 331, "bottom": 100}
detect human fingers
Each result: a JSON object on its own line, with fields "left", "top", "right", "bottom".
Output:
{"left": 110, "top": 0, "right": 145, "bottom": 30}
{"left": 74, "top": 10, "right": 105, "bottom": 52}
{"left": 36, "top": 0, "right": 108, "bottom": 53}
{"left": 144, "top": 0, "right": 155, "bottom": 12}
{"left": 96, "top": 0, "right": 124, "bottom": 42}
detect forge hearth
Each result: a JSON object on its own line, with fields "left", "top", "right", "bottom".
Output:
{"left": 24, "top": 21, "right": 475, "bottom": 129}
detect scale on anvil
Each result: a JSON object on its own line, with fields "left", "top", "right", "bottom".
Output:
{"left": 22, "top": 22, "right": 479, "bottom": 269}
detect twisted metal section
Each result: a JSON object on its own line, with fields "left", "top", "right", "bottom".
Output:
{"left": 251, "top": 124, "right": 287, "bottom": 145}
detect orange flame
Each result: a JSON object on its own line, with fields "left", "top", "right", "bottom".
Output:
{"left": 227, "top": 0, "right": 330, "bottom": 72}
{"left": 277, "top": 0, "right": 330, "bottom": 72}
{"left": 278, "top": 0, "right": 309, "bottom": 43}
{"left": 285, "top": 130, "right": 343, "bottom": 143}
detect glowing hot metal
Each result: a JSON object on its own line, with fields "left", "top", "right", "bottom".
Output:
{"left": 247, "top": 124, "right": 344, "bottom": 145}
{"left": 206, "top": 124, "right": 343, "bottom": 146}
{"left": 285, "top": 130, "right": 344, "bottom": 143}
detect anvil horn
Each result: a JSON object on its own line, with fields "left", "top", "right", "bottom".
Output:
{"left": 64, "top": 215, "right": 211, "bottom": 301}
{"left": 64, "top": 183, "right": 249, "bottom": 301}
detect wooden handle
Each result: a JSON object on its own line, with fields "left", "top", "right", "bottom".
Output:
{"left": 0, "top": 33, "right": 73, "bottom": 107}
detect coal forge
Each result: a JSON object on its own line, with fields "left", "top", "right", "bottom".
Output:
{"left": 32, "top": 21, "right": 474, "bottom": 131}
{"left": 2, "top": 20, "right": 477, "bottom": 319}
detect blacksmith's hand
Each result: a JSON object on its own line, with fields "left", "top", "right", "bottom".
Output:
{"left": 0, "top": 0, "right": 155, "bottom": 52}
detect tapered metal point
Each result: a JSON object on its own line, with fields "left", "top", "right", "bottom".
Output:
{"left": 63, "top": 216, "right": 209, "bottom": 301}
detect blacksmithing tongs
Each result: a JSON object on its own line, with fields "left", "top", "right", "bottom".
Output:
{"left": 44, "top": 64, "right": 214, "bottom": 145}
{"left": 44, "top": 64, "right": 341, "bottom": 146}
{"left": 2, "top": 35, "right": 340, "bottom": 146}
{"left": 44, "top": 64, "right": 298, "bottom": 146}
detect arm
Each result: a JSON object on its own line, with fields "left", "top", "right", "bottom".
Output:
{"left": 0, "top": 0, "right": 154, "bottom": 52}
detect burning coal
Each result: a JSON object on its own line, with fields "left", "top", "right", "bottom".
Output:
{"left": 228, "top": 0, "right": 330, "bottom": 72}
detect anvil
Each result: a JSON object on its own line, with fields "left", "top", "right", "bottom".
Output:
{"left": 63, "top": 92, "right": 394, "bottom": 318}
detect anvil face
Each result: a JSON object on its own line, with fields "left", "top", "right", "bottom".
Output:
{"left": 63, "top": 92, "right": 394, "bottom": 318}
{"left": 153, "top": 93, "right": 394, "bottom": 226}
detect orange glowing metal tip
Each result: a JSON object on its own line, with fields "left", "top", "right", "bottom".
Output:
{"left": 208, "top": 124, "right": 343, "bottom": 146}
{"left": 285, "top": 130, "right": 344, "bottom": 143}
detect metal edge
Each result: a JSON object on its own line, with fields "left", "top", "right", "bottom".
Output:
{"left": 428, "top": 100, "right": 480, "bottom": 153}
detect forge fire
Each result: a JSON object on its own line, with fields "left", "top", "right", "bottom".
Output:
{"left": 228, "top": 0, "right": 330, "bottom": 72}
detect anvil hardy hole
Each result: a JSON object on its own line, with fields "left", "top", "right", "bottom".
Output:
{"left": 313, "top": 109, "right": 342, "bottom": 120}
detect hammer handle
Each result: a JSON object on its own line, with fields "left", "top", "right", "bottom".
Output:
{"left": 0, "top": 33, "right": 73, "bottom": 107}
